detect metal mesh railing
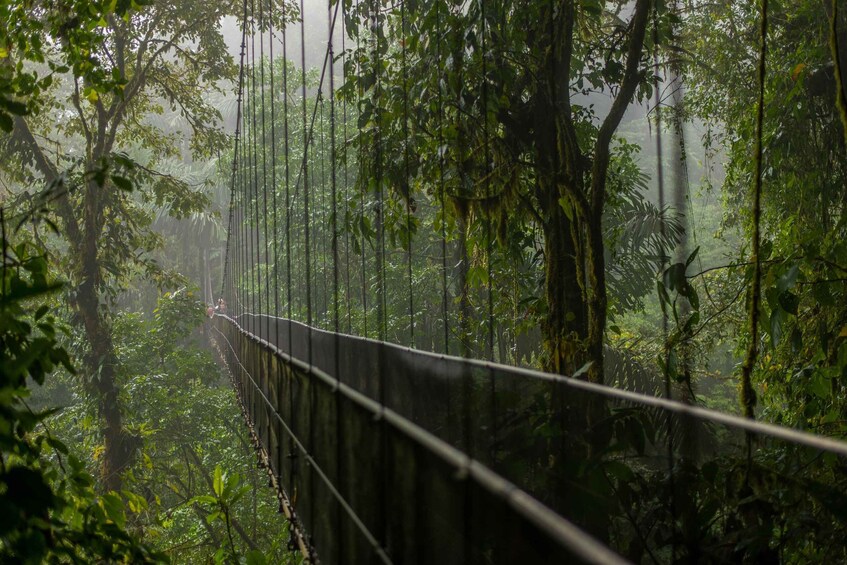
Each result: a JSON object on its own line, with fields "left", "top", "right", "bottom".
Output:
{"left": 211, "top": 314, "right": 627, "bottom": 564}
{"left": 225, "top": 313, "right": 847, "bottom": 563}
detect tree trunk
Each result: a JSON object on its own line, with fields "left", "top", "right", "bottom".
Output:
{"left": 540, "top": 190, "right": 587, "bottom": 375}
{"left": 76, "top": 182, "right": 135, "bottom": 492}
{"left": 826, "top": 0, "right": 847, "bottom": 143}
{"left": 533, "top": 64, "right": 589, "bottom": 376}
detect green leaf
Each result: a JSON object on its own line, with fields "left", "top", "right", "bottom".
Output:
{"left": 189, "top": 494, "right": 217, "bottom": 506}
{"left": 46, "top": 436, "right": 68, "bottom": 455}
{"left": 230, "top": 484, "right": 250, "bottom": 505}
{"left": 246, "top": 550, "right": 267, "bottom": 565}
{"left": 778, "top": 290, "right": 799, "bottom": 315}
{"left": 101, "top": 492, "right": 126, "bottom": 528}
{"left": 685, "top": 246, "right": 700, "bottom": 267}
{"left": 224, "top": 472, "right": 240, "bottom": 498}
{"left": 603, "top": 460, "right": 635, "bottom": 483}
{"left": 3, "top": 467, "right": 55, "bottom": 514}
{"left": 809, "top": 373, "right": 830, "bottom": 399}
{"left": 110, "top": 175, "right": 133, "bottom": 192}
{"left": 663, "top": 262, "right": 686, "bottom": 292}
{"left": 212, "top": 464, "right": 223, "bottom": 497}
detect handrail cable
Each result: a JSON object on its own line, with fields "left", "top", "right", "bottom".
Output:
{"left": 211, "top": 318, "right": 629, "bottom": 565}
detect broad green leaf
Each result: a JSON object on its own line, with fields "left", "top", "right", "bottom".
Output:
{"left": 213, "top": 465, "right": 223, "bottom": 497}
{"left": 246, "top": 550, "right": 267, "bottom": 565}
{"left": 101, "top": 492, "right": 126, "bottom": 528}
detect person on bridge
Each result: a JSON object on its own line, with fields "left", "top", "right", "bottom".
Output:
{"left": 215, "top": 298, "right": 227, "bottom": 314}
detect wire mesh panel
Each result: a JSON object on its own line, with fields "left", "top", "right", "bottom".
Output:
{"left": 212, "top": 315, "right": 625, "bottom": 564}
{"left": 223, "top": 314, "right": 847, "bottom": 562}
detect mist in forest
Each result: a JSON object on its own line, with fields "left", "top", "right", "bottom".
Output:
{"left": 1, "top": 0, "right": 846, "bottom": 563}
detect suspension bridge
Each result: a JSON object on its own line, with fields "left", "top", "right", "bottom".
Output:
{"left": 208, "top": 0, "right": 847, "bottom": 562}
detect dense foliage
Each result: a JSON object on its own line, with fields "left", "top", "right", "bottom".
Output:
{"left": 0, "top": 233, "right": 165, "bottom": 562}
{"left": 1, "top": 0, "right": 847, "bottom": 561}
{"left": 0, "top": 0, "right": 296, "bottom": 561}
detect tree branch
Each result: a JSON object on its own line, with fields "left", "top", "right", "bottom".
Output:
{"left": 71, "top": 78, "right": 94, "bottom": 152}
{"left": 591, "top": 0, "right": 651, "bottom": 215}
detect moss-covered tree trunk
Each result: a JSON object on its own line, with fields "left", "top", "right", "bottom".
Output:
{"left": 76, "top": 232, "right": 129, "bottom": 493}
{"left": 827, "top": 0, "right": 847, "bottom": 143}
{"left": 526, "top": 0, "right": 589, "bottom": 377}
{"left": 537, "top": 174, "right": 587, "bottom": 376}
{"left": 12, "top": 116, "right": 133, "bottom": 492}
{"left": 530, "top": 0, "right": 651, "bottom": 540}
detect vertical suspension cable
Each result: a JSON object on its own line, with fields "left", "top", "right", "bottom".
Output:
{"left": 329, "top": 5, "right": 340, "bottom": 341}
{"left": 299, "top": 0, "right": 313, "bottom": 364}
{"left": 267, "top": 0, "right": 284, "bottom": 493}
{"left": 243, "top": 52, "right": 250, "bottom": 324}
{"left": 435, "top": 0, "right": 449, "bottom": 355}
{"left": 243, "top": 4, "right": 253, "bottom": 325}
{"left": 313, "top": 98, "right": 321, "bottom": 327}
{"left": 221, "top": 0, "right": 248, "bottom": 307}
{"left": 259, "top": 0, "right": 272, "bottom": 454}
{"left": 297, "top": 0, "right": 315, "bottom": 554}
{"left": 479, "top": 0, "right": 499, "bottom": 478}
{"left": 328, "top": 3, "right": 344, "bottom": 558}
{"left": 244, "top": 0, "right": 257, "bottom": 426}
{"left": 242, "top": 25, "right": 250, "bottom": 324}
{"left": 319, "top": 96, "right": 328, "bottom": 328}
{"left": 455, "top": 7, "right": 471, "bottom": 359}
{"left": 741, "top": 0, "right": 768, "bottom": 422}
{"left": 342, "top": 19, "right": 352, "bottom": 334}
{"left": 234, "top": 7, "right": 243, "bottom": 322}
{"left": 480, "top": 0, "right": 494, "bottom": 362}
{"left": 245, "top": 2, "right": 252, "bottom": 325}
{"left": 280, "top": 0, "right": 297, "bottom": 500}
{"left": 253, "top": 1, "right": 262, "bottom": 336}
{"left": 243, "top": 35, "right": 250, "bottom": 325}
{"left": 652, "top": 6, "right": 677, "bottom": 559}
{"left": 400, "top": 0, "right": 414, "bottom": 347}
{"left": 250, "top": 0, "right": 261, "bottom": 335}
{"left": 369, "top": 0, "right": 389, "bottom": 554}
{"left": 358, "top": 0, "right": 368, "bottom": 339}
{"left": 282, "top": 0, "right": 293, "bottom": 358}
{"left": 237, "top": 15, "right": 246, "bottom": 322}
{"left": 372, "top": 0, "right": 387, "bottom": 347}
{"left": 260, "top": 0, "right": 270, "bottom": 344}
{"left": 258, "top": 0, "right": 268, "bottom": 447}
{"left": 269, "top": 0, "right": 279, "bottom": 349}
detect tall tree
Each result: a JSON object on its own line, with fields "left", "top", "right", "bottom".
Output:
{"left": 346, "top": 0, "right": 656, "bottom": 381}
{"left": 682, "top": 0, "right": 847, "bottom": 426}
{"left": 3, "top": 0, "right": 289, "bottom": 491}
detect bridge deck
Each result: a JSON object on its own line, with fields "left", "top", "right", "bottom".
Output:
{"left": 211, "top": 314, "right": 847, "bottom": 564}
